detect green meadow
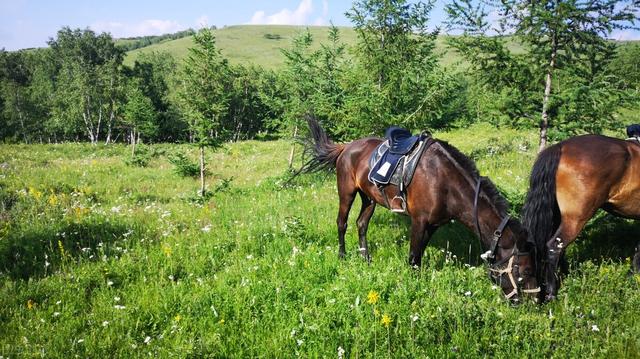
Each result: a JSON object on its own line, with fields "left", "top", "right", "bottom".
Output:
{"left": 1, "top": 123, "right": 639, "bottom": 357}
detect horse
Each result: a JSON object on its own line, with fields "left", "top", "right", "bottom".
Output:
{"left": 298, "top": 117, "right": 540, "bottom": 301}
{"left": 522, "top": 134, "right": 640, "bottom": 301}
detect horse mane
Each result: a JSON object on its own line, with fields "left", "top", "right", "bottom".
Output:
{"left": 435, "top": 140, "right": 510, "bottom": 218}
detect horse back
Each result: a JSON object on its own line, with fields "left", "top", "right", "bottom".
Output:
{"left": 556, "top": 135, "right": 640, "bottom": 218}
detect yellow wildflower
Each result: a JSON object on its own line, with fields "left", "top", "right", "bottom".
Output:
{"left": 381, "top": 314, "right": 392, "bottom": 328}
{"left": 47, "top": 194, "right": 58, "bottom": 206}
{"left": 175, "top": 314, "right": 181, "bottom": 322}
{"left": 367, "top": 290, "right": 379, "bottom": 305}
{"left": 219, "top": 319, "right": 225, "bottom": 324}
{"left": 162, "top": 245, "right": 172, "bottom": 257}
{"left": 27, "top": 299, "right": 35, "bottom": 310}
{"left": 58, "top": 240, "right": 66, "bottom": 258}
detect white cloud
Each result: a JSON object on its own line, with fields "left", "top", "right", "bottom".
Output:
{"left": 610, "top": 29, "right": 640, "bottom": 41}
{"left": 196, "top": 15, "right": 209, "bottom": 28}
{"left": 248, "top": 0, "right": 325, "bottom": 25}
{"left": 91, "top": 19, "right": 184, "bottom": 38}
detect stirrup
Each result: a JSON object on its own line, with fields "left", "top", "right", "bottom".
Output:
{"left": 390, "top": 195, "right": 407, "bottom": 213}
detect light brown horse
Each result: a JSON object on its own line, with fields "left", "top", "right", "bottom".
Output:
{"left": 299, "top": 118, "right": 540, "bottom": 301}
{"left": 522, "top": 134, "right": 640, "bottom": 301}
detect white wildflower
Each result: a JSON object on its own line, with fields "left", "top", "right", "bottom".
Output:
{"left": 592, "top": 325, "right": 600, "bottom": 332}
{"left": 201, "top": 225, "right": 211, "bottom": 232}
{"left": 102, "top": 321, "right": 109, "bottom": 327}
{"left": 144, "top": 336, "right": 151, "bottom": 344}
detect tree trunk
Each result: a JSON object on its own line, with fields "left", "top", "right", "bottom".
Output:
{"left": 131, "top": 129, "right": 136, "bottom": 156}
{"left": 539, "top": 35, "right": 558, "bottom": 152}
{"left": 288, "top": 125, "right": 298, "bottom": 168}
{"left": 199, "top": 146, "right": 206, "bottom": 197}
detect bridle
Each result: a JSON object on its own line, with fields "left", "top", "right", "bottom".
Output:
{"left": 473, "top": 178, "right": 541, "bottom": 300}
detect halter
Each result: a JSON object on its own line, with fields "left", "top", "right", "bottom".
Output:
{"left": 473, "top": 178, "right": 541, "bottom": 300}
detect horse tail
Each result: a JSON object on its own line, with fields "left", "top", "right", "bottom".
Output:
{"left": 298, "top": 115, "right": 344, "bottom": 173}
{"left": 522, "top": 143, "right": 563, "bottom": 255}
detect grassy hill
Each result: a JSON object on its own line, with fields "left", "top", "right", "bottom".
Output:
{"left": 123, "top": 25, "right": 459, "bottom": 69}
{"left": 1, "top": 124, "right": 639, "bottom": 356}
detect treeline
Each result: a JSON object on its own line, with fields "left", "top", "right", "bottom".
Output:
{"left": 116, "top": 28, "right": 197, "bottom": 52}
{"left": 1, "top": 0, "right": 640, "bottom": 148}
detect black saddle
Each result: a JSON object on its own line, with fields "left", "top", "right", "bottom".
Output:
{"left": 385, "top": 126, "right": 421, "bottom": 155}
{"left": 627, "top": 124, "right": 640, "bottom": 138}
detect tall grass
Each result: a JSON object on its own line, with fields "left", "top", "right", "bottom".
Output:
{"left": 0, "top": 125, "right": 639, "bottom": 357}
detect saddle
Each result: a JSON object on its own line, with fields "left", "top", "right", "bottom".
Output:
{"left": 626, "top": 124, "right": 640, "bottom": 143}
{"left": 368, "top": 127, "right": 433, "bottom": 213}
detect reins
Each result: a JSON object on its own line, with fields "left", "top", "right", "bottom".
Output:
{"left": 473, "top": 178, "right": 541, "bottom": 300}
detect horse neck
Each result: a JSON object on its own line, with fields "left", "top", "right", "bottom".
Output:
{"left": 449, "top": 177, "right": 508, "bottom": 249}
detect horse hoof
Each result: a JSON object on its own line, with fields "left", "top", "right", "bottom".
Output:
{"left": 338, "top": 252, "right": 346, "bottom": 260}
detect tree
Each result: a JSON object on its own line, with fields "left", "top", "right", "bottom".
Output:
{"left": 123, "top": 81, "right": 157, "bottom": 156}
{"left": 177, "top": 27, "right": 231, "bottom": 197}
{"left": 446, "top": 0, "right": 640, "bottom": 151}
{"left": 48, "top": 27, "right": 124, "bottom": 144}
{"left": 344, "top": 0, "right": 461, "bottom": 136}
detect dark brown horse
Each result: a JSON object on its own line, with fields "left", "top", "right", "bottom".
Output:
{"left": 522, "top": 134, "right": 640, "bottom": 301}
{"left": 300, "top": 118, "right": 540, "bottom": 301}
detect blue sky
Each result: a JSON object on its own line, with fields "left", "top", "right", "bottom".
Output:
{"left": 1, "top": 0, "right": 638, "bottom": 51}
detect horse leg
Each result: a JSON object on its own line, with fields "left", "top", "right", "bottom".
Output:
{"left": 356, "top": 192, "right": 376, "bottom": 262}
{"left": 337, "top": 187, "right": 356, "bottom": 259}
{"left": 408, "top": 218, "right": 435, "bottom": 268}
{"left": 544, "top": 217, "right": 587, "bottom": 301}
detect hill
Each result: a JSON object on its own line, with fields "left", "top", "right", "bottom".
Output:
{"left": 123, "top": 25, "right": 458, "bottom": 69}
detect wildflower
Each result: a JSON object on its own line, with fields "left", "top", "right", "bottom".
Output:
{"left": 77, "top": 339, "right": 84, "bottom": 344}
{"left": 201, "top": 225, "right": 212, "bottom": 232}
{"left": 114, "top": 305, "right": 126, "bottom": 310}
{"left": 592, "top": 325, "right": 600, "bottom": 332}
{"left": 58, "top": 240, "right": 66, "bottom": 258}
{"left": 102, "top": 321, "right": 109, "bottom": 327}
{"left": 144, "top": 336, "right": 151, "bottom": 344}
{"left": 53, "top": 312, "right": 61, "bottom": 317}
{"left": 162, "top": 245, "right": 172, "bottom": 257}
{"left": 296, "top": 339, "right": 304, "bottom": 346}
{"left": 464, "top": 291, "right": 472, "bottom": 297}
{"left": 338, "top": 346, "right": 345, "bottom": 359}
{"left": 47, "top": 194, "right": 58, "bottom": 206}
{"left": 367, "top": 290, "right": 379, "bottom": 305}
{"left": 174, "top": 314, "right": 181, "bottom": 322}
{"left": 27, "top": 299, "right": 35, "bottom": 310}
{"left": 107, "top": 280, "right": 114, "bottom": 287}
{"left": 114, "top": 296, "right": 120, "bottom": 302}
{"left": 381, "top": 313, "right": 392, "bottom": 328}
{"left": 411, "top": 314, "right": 419, "bottom": 322}
{"left": 219, "top": 319, "right": 225, "bottom": 324}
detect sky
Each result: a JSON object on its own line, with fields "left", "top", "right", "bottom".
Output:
{"left": 1, "top": 0, "right": 638, "bottom": 51}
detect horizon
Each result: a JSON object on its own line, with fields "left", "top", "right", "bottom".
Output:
{"left": 2, "top": 0, "right": 639, "bottom": 51}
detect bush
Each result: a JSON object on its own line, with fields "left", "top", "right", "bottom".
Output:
{"left": 125, "top": 146, "right": 152, "bottom": 167}
{"left": 168, "top": 152, "right": 201, "bottom": 178}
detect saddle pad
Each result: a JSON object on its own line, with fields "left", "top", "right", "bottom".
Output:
{"left": 368, "top": 144, "right": 403, "bottom": 184}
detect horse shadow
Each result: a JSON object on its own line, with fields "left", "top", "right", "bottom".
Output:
{"left": 567, "top": 211, "right": 640, "bottom": 267}
{"left": 369, "top": 210, "right": 482, "bottom": 267}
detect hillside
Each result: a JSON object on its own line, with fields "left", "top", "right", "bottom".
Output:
{"left": 123, "top": 25, "right": 458, "bottom": 69}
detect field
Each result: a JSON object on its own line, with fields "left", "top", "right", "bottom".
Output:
{"left": 1, "top": 123, "right": 639, "bottom": 357}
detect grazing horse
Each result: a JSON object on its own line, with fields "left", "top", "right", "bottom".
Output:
{"left": 522, "top": 134, "right": 640, "bottom": 301}
{"left": 299, "top": 118, "right": 540, "bottom": 301}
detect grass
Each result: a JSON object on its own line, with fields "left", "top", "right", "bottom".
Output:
{"left": 123, "top": 25, "right": 460, "bottom": 69}
{"left": 1, "top": 124, "right": 639, "bottom": 357}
